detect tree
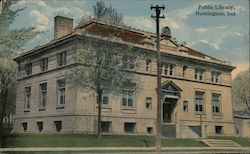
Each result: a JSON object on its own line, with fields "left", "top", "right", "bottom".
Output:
{"left": 232, "top": 69, "right": 250, "bottom": 112}
{"left": 71, "top": 34, "right": 141, "bottom": 139}
{"left": 71, "top": 1, "right": 141, "bottom": 139}
{"left": 80, "top": 1, "right": 124, "bottom": 26}
{"left": 0, "top": 0, "right": 40, "bottom": 147}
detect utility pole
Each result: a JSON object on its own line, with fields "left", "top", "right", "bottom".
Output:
{"left": 151, "top": 4, "right": 165, "bottom": 153}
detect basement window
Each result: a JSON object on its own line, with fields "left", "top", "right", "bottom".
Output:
{"left": 37, "top": 122, "right": 43, "bottom": 132}
{"left": 147, "top": 127, "right": 153, "bottom": 134}
{"left": 215, "top": 126, "right": 223, "bottom": 134}
{"left": 54, "top": 121, "right": 62, "bottom": 132}
{"left": 101, "top": 121, "right": 111, "bottom": 133}
{"left": 124, "top": 122, "right": 136, "bottom": 133}
{"left": 22, "top": 122, "right": 27, "bottom": 132}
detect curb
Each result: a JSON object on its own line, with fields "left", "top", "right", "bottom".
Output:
{"left": 0, "top": 147, "right": 250, "bottom": 152}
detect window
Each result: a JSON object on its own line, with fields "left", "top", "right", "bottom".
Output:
{"left": 195, "top": 69, "right": 204, "bottom": 80}
{"left": 57, "top": 79, "right": 65, "bottom": 106}
{"left": 195, "top": 91, "right": 204, "bottom": 112}
{"left": 39, "top": 83, "right": 47, "bottom": 110}
{"left": 121, "top": 81, "right": 135, "bottom": 107}
{"left": 183, "top": 66, "right": 187, "bottom": 77}
{"left": 183, "top": 100, "right": 188, "bottom": 112}
{"left": 162, "top": 63, "right": 174, "bottom": 76}
{"left": 122, "top": 92, "right": 133, "bottom": 107}
{"left": 147, "top": 127, "right": 153, "bottom": 134}
{"left": 124, "top": 122, "right": 136, "bottom": 133}
{"left": 212, "top": 93, "right": 221, "bottom": 113}
{"left": 22, "top": 122, "right": 27, "bottom": 132}
{"left": 54, "top": 121, "right": 62, "bottom": 132}
{"left": 40, "top": 58, "right": 48, "bottom": 71}
{"left": 37, "top": 122, "right": 43, "bottom": 132}
{"left": 57, "top": 51, "right": 67, "bottom": 67}
{"left": 212, "top": 72, "right": 220, "bottom": 83}
{"left": 215, "top": 126, "right": 223, "bottom": 134}
{"left": 123, "top": 56, "right": 135, "bottom": 69}
{"left": 145, "top": 97, "right": 152, "bottom": 109}
{"left": 102, "top": 95, "right": 109, "bottom": 105}
{"left": 146, "top": 59, "right": 151, "bottom": 72}
{"left": 101, "top": 121, "right": 111, "bottom": 133}
{"left": 24, "top": 86, "right": 31, "bottom": 110}
{"left": 25, "top": 63, "right": 32, "bottom": 75}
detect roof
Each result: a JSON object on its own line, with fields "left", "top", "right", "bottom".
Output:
{"left": 76, "top": 20, "right": 219, "bottom": 61}
{"left": 14, "top": 19, "right": 232, "bottom": 67}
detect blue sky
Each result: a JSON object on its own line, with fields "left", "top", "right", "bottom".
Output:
{"left": 11, "top": 0, "right": 249, "bottom": 78}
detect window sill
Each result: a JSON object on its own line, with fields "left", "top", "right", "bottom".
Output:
{"left": 38, "top": 108, "right": 46, "bottom": 111}
{"left": 195, "top": 112, "right": 205, "bottom": 115}
{"left": 56, "top": 106, "right": 65, "bottom": 109}
{"left": 212, "top": 113, "right": 223, "bottom": 118}
{"left": 121, "top": 107, "right": 136, "bottom": 110}
{"left": 121, "top": 107, "right": 136, "bottom": 114}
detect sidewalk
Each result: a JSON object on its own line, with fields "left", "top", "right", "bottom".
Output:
{"left": 0, "top": 147, "right": 250, "bottom": 153}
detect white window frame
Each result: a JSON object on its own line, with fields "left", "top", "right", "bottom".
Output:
{"left": 123, "top": 56, "right": 135, "bottom": 70}
{"left": 195, "top": 91, "right": 204, "bottom": 113}
{"left": 212, "top": 93, "right": 221, "bottom": 113}
{"left": 57, "top": 51, "right": 67, "bottom": 67}
{"left": 145, "top": 97, "right": 152, "bottom": 109}
{"left": 212, "top": 72, "right": 220, "bottom": 83}
{"left": 146, "top": 59, "right": 151, "bottom": 72}
{"left": 24, "top": 86, "right": 31, "bottom": 111}
{"left": 39, "top": 83, "right": 47, "bottom": 110}
{"left": 195, "top": 69, "right": 204, "bottom": 80}
{"left": 25, "top": 63, "right": 32, "bottom": 75}
{"left": 162, "top": 63, "right": 174, "bottom": 76}
{"left": 57, "top": 79, "right": 65, "bottom": 107}
{"left": 121, "top": 91, "right": 134, "bottom": 107}
{"left": 40, "top": 58, "right": 48, "bottom": 71}
{"left": 183, "top": 100, "right": 188, "bottom": 112}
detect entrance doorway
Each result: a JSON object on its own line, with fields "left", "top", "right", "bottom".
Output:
{"left": 162, "top": 98, "right": 177, "bottom": 123}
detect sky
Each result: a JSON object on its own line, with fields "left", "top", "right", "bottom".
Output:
{"left": 10, "top": 0, "right": 249, "bottom": 78}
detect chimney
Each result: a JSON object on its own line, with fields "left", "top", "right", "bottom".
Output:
{"left": 161, "top": 26, "right": 171, "bottom": 39}
{"left": 54, "top": 16, "right": 73, "bottom": 39}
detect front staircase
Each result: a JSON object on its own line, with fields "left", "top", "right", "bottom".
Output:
{"left": 181, "top": 125, "right": 201, "bottom": 138}
{"left": 200, "top": 139, "right": 241, "bottom": 147}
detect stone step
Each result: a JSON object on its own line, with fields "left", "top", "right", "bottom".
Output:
{"left": 181, "top": 125, "right": 201, "bottom": 138}
{"left": 200, "top": 139, "right": 241, "bottom": 147}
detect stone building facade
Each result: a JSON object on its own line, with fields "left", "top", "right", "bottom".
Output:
{"left": 13, "top": 16, "right": 236, "bottom": 138}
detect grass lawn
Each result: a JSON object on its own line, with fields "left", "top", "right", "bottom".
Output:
{"left": 209, "top": 136, "right": 250, "bottom": 147}
{"left": 6, "top": 133, "right": 207, "bottom": 147}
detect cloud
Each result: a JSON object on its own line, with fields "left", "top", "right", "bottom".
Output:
{"left": 29, "top": 9, "right": 51, "bottom": 31}
{"left": 124, "top": 16, "right": 154, "bottom": 31}
{"left": 191, "top": 40, "right": 220, "bottom": 50}
{"left": 54, "top": 6, "right": 71, "bottom": 14}
{"left": 16, "top": 0, "right": 29, "bottom": 6}
{"left": 36, "top": 0, "right": 48, "bottom": 8}
{"left": 196, "top": 28, "right": 207, "bottom": 33}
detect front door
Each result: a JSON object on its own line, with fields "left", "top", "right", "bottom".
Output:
{"left": 162, "top": 98, "right": 177, "bottom": 123}
{"left": 163, "top": 103, "right": 172, "bottom": 123}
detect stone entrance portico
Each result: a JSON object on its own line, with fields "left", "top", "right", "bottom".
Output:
{"left": 161, "top": 80, "right": 181, "bottom": 137}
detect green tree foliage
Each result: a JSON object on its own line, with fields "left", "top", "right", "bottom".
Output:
{"left": 0, "top": 0, "right": 40, "bottom": 147}
{"left": 232, "top": 69, "right": 250, "bottom": 112}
